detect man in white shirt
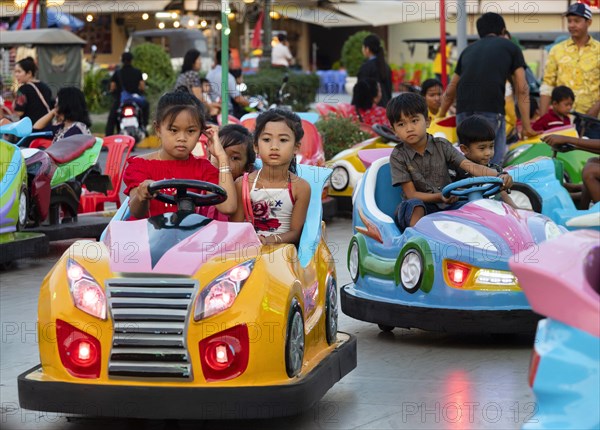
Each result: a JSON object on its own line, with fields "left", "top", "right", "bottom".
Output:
{"left": 271, "top": 34, "right": 294, "bottom": 68}
{"left": 206, "top": 50, "right": 249, "bottom": 115}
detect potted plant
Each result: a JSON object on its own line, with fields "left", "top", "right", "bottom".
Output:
{"left": 316, "top": 114, "right": 371, "bottom": 160}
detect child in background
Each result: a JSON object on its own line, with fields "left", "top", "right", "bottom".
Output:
{"left": 231, "top": 109, "right": 310, "bottom": 245}
{"left": 33, "top": 87, "right": 92, "bottom": 143}
{"left": 456, "top": 115, "right": 517, "bottom": 208}
{"left": 123, "top": 88, "right": 237, "bottom": 219}
{"left": 215, "top": 124, "right": 256, "bottom": 180}
{"left": 420, "top": 79, "right": 444, "bottom": 121}
{"left": 388, "top": 93, "right": 512, "bottom": 231}
{"left": 350, "top": 78, "right": 389, "bottom": 128}
{"left": 532, "top": 86, "right": 574, "bottom": 132}
{"left": 200, "top": 77, "right": 220, "bottom": 122}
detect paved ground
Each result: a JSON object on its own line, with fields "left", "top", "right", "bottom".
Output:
{"left": 0, "top": 93, "right": 539, "bottom": 429}
{"left": 1, "top": 212, "right": 536, "bottom": 430}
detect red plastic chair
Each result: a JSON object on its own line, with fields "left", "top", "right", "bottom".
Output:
{"left": 241, "top": 117, "right": 256, "bottom": 132}
{"left": 29, "top": 138, "right": 52, "bottom": 150}
{"left": 79, "top": 135, "right": 135, "bottom": 213}
{"left": 217, "top": 115, "right": 242, "bottom": 126}
{"left": 410, "top": 69, "right": 423, "bottom": 86}
{"left": 315, "top": 103, "right": 339, "bottom": 118}
{"left": 299, "top": 120, "right": 325, "bottom": 167}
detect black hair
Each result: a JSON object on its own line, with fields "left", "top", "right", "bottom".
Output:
{"left": 155, "top": 87, "right": 206, "bottom": 131}
{"left": 16, "top": 57, "right": 37, "bottom": 76}
{"left": 56, "top": 87, "right": 91, "bottom": 128}
{"left": 476, "top": 12, "right": 507, "bottom": 38}
{"left": 121, "top": 52, "right": 133, "bottom": 65}
{"left": 181, "top": 49, "right": 201, "bottom": 74}
{"left": 351, "top": 79, "right": 376, "bottom": 110}
{"left": 386, "top": 93, "right": 428, "bottom": 124}
{"left": 420, "top": 79, "right": 443, "bottom": 97}
{"left": 277, "top": 34, "right": 287, "bottom": 43}
{"left": 200, "top": 78, "right": 209, "bottom": 85}
{"left": 551, "top": 85, "right": 575, "bottom": 104}
{"left": 363, "top": 34, "right": 388, "bottom": 88}
{"left": 456, "top": 115, "right": 496, "bottom": 147}
{"left": 230, "top": 68, "right": 242, "bottom": 79}
{"left": 398, "top": 83, "right": 419, "bottom": 94}
{"left": 215, "top": 49, "right": 231, "bottom": 65}
{"left": 254, "top": 109, "right": 303, "bottom": 174}
{"left": 219, "top": 124, "right": 256, "bottom": 172}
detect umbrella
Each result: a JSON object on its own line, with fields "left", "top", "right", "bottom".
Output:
{"left": 10, "top": 8, "right": 84, "bottom": 31}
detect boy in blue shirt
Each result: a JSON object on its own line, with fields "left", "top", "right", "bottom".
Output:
{"left": 388, "top": 93, "right": 512, "bottom": 231}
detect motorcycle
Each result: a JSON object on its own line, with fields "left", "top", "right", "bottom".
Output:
{"left": 21, "top": 134, "right": 107, "bottom": 226}
{"left": 244, "top": 74, "right": 292, "bottom": 113}
{"left": 117, "top": 96, "right": 146, "bottom": 144}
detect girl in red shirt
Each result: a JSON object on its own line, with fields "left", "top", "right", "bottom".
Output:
{"left": 123, "top": 89, "right": 237, "bottom": 219}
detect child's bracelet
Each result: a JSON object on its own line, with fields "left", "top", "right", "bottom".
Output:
{"left": 219, "top": 166, "right": 231, "bottom": 173}
{"left": 274, "top": 234, "right": 282, "bottom": 243}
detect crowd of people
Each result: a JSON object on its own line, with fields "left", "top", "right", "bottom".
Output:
{"left": 3, "top": 2, "right": 597, "bottom": 234}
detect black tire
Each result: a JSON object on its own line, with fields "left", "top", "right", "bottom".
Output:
{"left": 285, "top": 299, "right": 304, "bottom": 378}
{"left": 378, "top": 324, "right": 395, "bottom": 332}
{"left": 17, "top": 186, "right": 29, "bottom": 231}
{"left": 325, "top": 275, "right": 338, "bottom": 345}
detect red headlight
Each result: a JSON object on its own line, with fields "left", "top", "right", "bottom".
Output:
{"left": 445, "top": 261, "right": 472, "bottom": 288}
{"left": 56, "top": 319, "right": 101, "bottom": 378}
{"left": 199, "top": 325, "right": 249, "bottom": 382}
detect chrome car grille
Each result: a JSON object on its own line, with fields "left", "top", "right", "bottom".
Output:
{"left": 106, "top": 279, "right": 198, "bottom": 380}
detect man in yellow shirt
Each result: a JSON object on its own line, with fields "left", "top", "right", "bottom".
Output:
{"left": 540, "top": 3, "right": 599, "bottom": 130}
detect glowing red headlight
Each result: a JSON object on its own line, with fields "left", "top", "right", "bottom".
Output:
{"left": 56, "top": 319, "right": 101, "bottom": 378}
{"left": 446, "top": 261, "right": 471, "bottom": 288}
{"left": 199, "top": 325, "right": 249, "bottom": 382}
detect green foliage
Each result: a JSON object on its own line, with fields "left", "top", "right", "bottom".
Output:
{"left": 341, "top": 31, "right": 370, "bottom": 77}
{"left": 331, "top": 61, "right": 342, "bottom": 71}
{"left": 244, "top": 67, "right": 319, "bottom": 112}
{"left": 316, "top": 114, "right": 371, "bottom": 160}
{"left": 131, "top": 43, "right": 175, "bottom": 114}
{"left": 83, "top": 68, "right": 111, "bottom": 114}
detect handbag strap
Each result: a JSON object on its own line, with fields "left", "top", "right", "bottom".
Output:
{"left": 28, "top": 82, "right": 51, "bottom": 113}
{"left": 242, "top": 173, "right": 254, "bottom": 224}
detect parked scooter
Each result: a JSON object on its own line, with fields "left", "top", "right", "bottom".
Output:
{"left": 117, "top": 97, "right": 146, "bottom": 144}
{"left": 244, "top": 74, "right": 292, "bottom": 113}
{"left": 21, "top": 134, "right": 106, "bottom": 226}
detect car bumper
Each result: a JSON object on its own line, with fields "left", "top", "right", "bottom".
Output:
{"left": 341, "top": 284, "right": 540, "bottom": 334}
{"left": 18, "top": 333, "right": 357, "bottom": 420}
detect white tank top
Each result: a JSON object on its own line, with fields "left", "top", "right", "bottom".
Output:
{"left": 250, "top": 169, "right": 295, "bottom": 235}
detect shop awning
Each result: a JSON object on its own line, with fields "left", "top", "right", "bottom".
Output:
{"left": 333, "top": 0, "right": 437, "bottom": 27}
{"left": 276, "top": 5, "right": 368, "bottom": 27}
{"left": 0, "top": 1, "right": 172, "bottom": 16}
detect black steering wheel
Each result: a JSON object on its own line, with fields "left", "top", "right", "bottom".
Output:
{"left": 442, "top": 176, "right": 503, "bottom": 202}
{"left": 372, "top": 124, "right": 402, "bottom": 143}
{"left": 148, "top": 179, "right": 227, "bottom": 209}
{"left": 552, "top": 143, "right": 576, "bottom": 153}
